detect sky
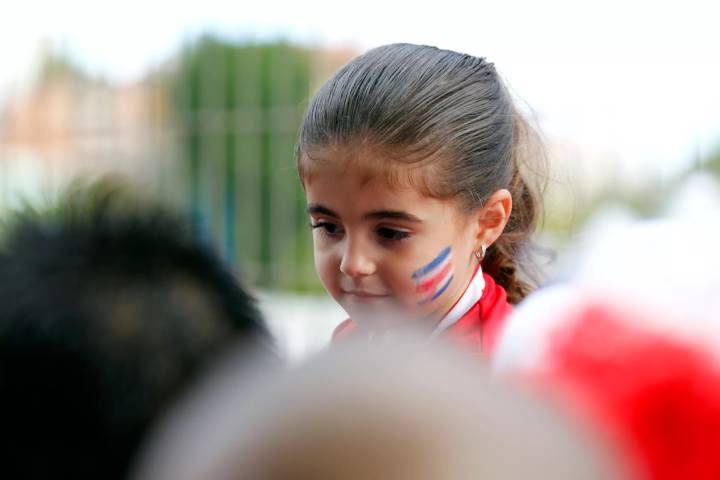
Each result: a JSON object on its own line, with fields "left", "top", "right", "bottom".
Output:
{"left": 2, "top": 0, "right": 719, "bottom": 185}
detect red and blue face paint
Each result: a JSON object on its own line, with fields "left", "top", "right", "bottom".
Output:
{"left": 413, "top": 246, "right": 454, "bottom": 305}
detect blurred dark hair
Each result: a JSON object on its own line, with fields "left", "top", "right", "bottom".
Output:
{"left": 297, "top": 43, "right": 547, "bottom": 303}
{"left": 0, "top": 178, "right": 271, "bottom": 479}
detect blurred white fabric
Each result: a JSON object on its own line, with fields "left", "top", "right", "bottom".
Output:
{"left": 495, "top": 173, "right": 720, "bottom": 372}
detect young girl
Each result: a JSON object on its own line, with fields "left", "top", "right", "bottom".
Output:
{"left": 296, "top": 43, "right": 545, "bottom": 355}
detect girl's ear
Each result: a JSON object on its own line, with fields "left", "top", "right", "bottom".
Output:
{"left": 474, "top": 189, "right": 512, "bottom": 249}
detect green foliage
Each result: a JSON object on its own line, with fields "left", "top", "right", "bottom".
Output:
{"left": 542, "top": 177, "right": 672, "bottom": 242}
{"left": 707, "top": 149, "right": 720, "bottom": 176}
{"left": 36, "top": 48, "right": 95, "bottom": 84}
{"left": 168, "top": 36, "right": 319, "bottom": 291}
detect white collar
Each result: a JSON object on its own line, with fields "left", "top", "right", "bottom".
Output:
{"left": 429, "top": 267, "right": 485, "bottom": 339}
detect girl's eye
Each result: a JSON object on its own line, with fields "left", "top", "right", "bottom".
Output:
{"left": 310, "top": 221, "right": 343, "bottom": 237}
{"left": 376, "top": 227, "right": 410, "bottom": 242}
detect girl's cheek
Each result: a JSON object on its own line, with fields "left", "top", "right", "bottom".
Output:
{"left": 315, "top": 260, "right": 339, "bottom": 296}
{"left": 313, "top": 249, "right": 331, "bottom": 275}
{"left": 311, "top": 231, "right": 327, "bottom": 248}
{"left": 312, "top": 233, "right": 338, "bottom": 253}
{"left": 408, "top": 246, "right": 454, "bottom": 306}
{"left": 315, "top": 248, "right": 335, "bottom": 269}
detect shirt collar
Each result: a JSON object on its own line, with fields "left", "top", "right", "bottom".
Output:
{"left": 430, "top": 265, "right": 485, "bottom": 339}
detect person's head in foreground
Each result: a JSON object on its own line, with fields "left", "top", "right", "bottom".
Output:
{"left": 134, "top": 337, "right": 619, "bottom": 480}
{"left": 494, "top": 213, "right": 720, "bottom": 479}
{"left": 297, "top": 43, "right": 547, "bottom": 353}
{"left": 0, "top": 179, "right": 272, "bottom": 479}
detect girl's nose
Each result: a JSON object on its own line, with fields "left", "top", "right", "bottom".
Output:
{"left": 339, "top": 241, "right": 376, "bottom": 278}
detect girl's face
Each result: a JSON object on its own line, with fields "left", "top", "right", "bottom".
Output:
{"left": 303, "top": 147, "right": 483, "bottom": 331}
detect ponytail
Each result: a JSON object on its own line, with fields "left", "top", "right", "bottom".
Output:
{"left": 482, "top": 109, "right": 547, "bottom": 304}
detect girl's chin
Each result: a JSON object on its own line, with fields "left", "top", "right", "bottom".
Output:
{"left": 342, "top": 302, "right": 432, "bottom": 332}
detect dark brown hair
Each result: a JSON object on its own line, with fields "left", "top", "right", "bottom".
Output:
{"left": 297, "top": 43, "right": 546, "bottom": 303}
{"left": 0, "top": 179, "right": 272, "bottom": 479}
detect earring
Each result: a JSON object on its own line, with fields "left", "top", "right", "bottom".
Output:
{"left": 475, "top": 244, "right": 487, "bottom": 261}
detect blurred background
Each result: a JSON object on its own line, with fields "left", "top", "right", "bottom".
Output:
{"left": 2, "top": 0, "right": 719, "bottom": 360}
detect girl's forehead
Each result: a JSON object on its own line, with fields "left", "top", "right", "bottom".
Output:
{"left": 300, "top": 145, "right": 443, "bottom": 196}
{"left": 305, "top": 165, "right": 421, "bottom": 204}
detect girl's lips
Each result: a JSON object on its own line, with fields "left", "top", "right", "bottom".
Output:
{"left": 343, "top": 290, "right": 390, "bottom": 302}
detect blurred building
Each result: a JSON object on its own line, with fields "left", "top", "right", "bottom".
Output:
{"left": 0, "top": 60, "right": 171, "bottom": 206}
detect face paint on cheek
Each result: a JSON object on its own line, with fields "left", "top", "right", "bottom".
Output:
{"left": 412, "top": 246, "right": 454, "bottom": 305}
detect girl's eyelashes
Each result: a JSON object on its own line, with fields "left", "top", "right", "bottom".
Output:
{"left": 376, "top": 227, "right": 411, "bottom": 243}
{"left": 310, "top": 221, "right": 344, "bottom": 237}
{"left": 309, "top": 221, "right": 411, "bottom": 243}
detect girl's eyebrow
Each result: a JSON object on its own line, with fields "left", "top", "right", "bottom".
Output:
{"left": 307, "top": 204, "right": 339, "bottom": 218}
{"left": 307, "top": 204, "right": 421, "bottom": 223}
{"left": 363, "top": 210, "right": 422, "bottom": 223}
